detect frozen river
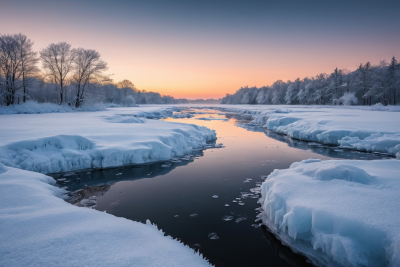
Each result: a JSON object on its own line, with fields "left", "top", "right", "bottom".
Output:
{"left": 51, "top": 109, "right": 385, "bottom": 266}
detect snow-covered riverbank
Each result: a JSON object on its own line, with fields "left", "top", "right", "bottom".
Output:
{"left": 0, "top": 164, "right": 211, "bottom": 266}
{"left": 0, "top": 107, "right": 217, "bottom": 266}
{"left": 259, "top": 159, "right": 400, "bottom": 267}
{"left": 0, "top": 107, "right": 216, "bottom": 174}
{"left": 205, "top": 105, "right": 400, "bottom": 158}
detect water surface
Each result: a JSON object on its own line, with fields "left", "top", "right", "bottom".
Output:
{"left": 51, "top": 109, "right": 384, "bottom": 267}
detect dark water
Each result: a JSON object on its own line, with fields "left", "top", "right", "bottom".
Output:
{"left": 50, "top": 110, "right": 385, "bottom": 267}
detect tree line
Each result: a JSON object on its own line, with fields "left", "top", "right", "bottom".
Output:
{"left": 0, "top": 33, "right": 188, "bottom": 107}
{"left": 221, "top": 58, "right": 400, "bottom": 106}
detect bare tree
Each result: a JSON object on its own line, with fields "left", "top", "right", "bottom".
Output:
{"left": 0, "top": 34, "right": 22, "bottom": 105}
{"left": 40, "top": 42, "right": 75, "bottom": 104}
{"left": 72, "top": 48, "right": 108, "bottom": 107}
{"left": 117, "top": 79, "right": 136, "bottom": 90}
{"left": 14, "top": 34, "right": 39, "bottom": 102}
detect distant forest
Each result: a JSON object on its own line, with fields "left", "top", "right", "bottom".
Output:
{"left": 0, "top": 33, "right": 188, "bottom": 107}
{"left": 222, "top": 57, "right": 400, "bottom": 106}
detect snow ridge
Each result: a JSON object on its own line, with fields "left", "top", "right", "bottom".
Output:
{"left": 259, "top": 159, "right": 400, "bottom": 267}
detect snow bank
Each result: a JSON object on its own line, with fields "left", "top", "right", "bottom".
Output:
{"left": 0, "top": 107, "right": 216, "bottom": 174}
{"left": 259, "top": 159, "right": 400, "bottom": 267}
{"left": 0, "top": 164, "right": 211, "bottom": 266}
{"left": 0, "top": 100, "right": 107, "bottom": 114}
{"left": 206, "top": 105, "right": 400, "bottom": 158}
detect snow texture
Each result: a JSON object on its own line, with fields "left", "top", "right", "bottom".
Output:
{"left": 0, "top": 107, "right": 216, "bottom": 174}
{"left": 0, "top": 164, "right": 211, "bottom": 266}
{"left": 259, "top": 159, "right": 400, "bottom": 267}
{"left": 208, "top": 105, "right": 400, "bottom": 158}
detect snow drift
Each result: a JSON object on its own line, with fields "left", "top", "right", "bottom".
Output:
{"left": 259, "top": 159, "right": 400, "bottom": 267}
{"left": 0, "top": 164, "right": 211, "bottom": 266}
{"left": 206, "top": 105, "right": 400, "bottom": 158}
{"left": 0, "top": 107, "right": 216, "bottom": 173}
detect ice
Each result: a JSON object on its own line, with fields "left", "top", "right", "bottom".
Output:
{"left": 109, "top": 200, "right": 120, "bottom": 207}
{"left": 0, "top": 164, "right": 211, "bottom": 266}
{"left": 208, "top": 233, "right": 220, "bottom": 240}
{"left": 251, "top": 224, "right": 261, "bottom": 228}
{"left": 190, "top": 213, "right": 198, "bottom": 217}
{"left": 213, "top": 105, "right": 400, "bottom": 158}
{"left": 79, "top": 198, "right": 97, "bottom": 208}
{"left": 161, "top": 162, "right": 172, "bottom": 168}
{"left": 116, "top": 173, "right": 122, "bottom": 176}
{"left": 57, "top": 178, "right": 66, "bottom": 181}
{"left": 222, "top": 216, "right": 233, "bottom": 221}
{"left": 235, "top": 217, "right": 247, "bottom": 223}
{"left": 212, "top": 195, "right": 218, "bottom": 198}
{"left": 238, "top": 203, "right": 245, "bottom": 206}
{"left": 174, "top": 215, "right": 179, "bottom": 218}
{"left": 259, "top": 159, "right": 400, "bottom": 267}
{"left": 232, "top": 200, "right": 237, "bottom": 202}
{"left": 225, "top": 204, "right": 229, "bottom": 206}
{"left": 243, "top": 178, "right": 252, "bottom": 183}
{"left": 0, "top": 107, "right": 216, "bottom": 174}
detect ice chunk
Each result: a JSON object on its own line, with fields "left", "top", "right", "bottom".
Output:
{"left": 212, "top": 195, "right": 218, "bottom": 198}
{"left": 208, "top": 233, "right": 219, "bottom": 240}
{"left": 222, "top": 216, "right": 233, "bottom": 221}
{"left": 190, "top": 213, "right": 198, "bottom": 217}
{"left": 235, "top": 217, "right": 247, "bottom": 223}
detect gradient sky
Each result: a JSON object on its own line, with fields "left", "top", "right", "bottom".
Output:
{"left": 1, "top": 0, "right": 400, "bottom": 99}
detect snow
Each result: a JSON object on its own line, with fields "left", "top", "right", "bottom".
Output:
{"left": 0, "top": 164, "right": 211, "bottom": 266}
{"left": 0, "top": 100, "right": 107, "bottom": 114}
{"left": 259, "top": 159, "right": 400, "bottom": 267}
{"left": 209, "top": 105, "right": 400, "bottom": 158}
{"left": 0, "top": 107, "right": 216, "bottom": 173}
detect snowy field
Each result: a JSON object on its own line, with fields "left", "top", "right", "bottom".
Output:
{"left": 259, "top": 159, "right": 400, "bottom": 267}
{"left": 0, "top": 164, "right": 211, "bottom": 266}
{"left": 207, "top": 105, "right": 400, "bottom": 158}
{"left": 0, "top": 107, "right": 216, "bottom": 173}
{"left": 0, "top": 106, "right": 216, "bottom": 266}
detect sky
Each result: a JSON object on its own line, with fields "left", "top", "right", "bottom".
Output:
{"left": 1, "top": 0, "right": 400, "bottom": 99}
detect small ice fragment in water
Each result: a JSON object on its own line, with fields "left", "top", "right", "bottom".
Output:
{"left": 236, "top": 217, "right": 247, "bottom": 223}
{"left": 251, "top": 224, "right": 261, "bottom": 228}
{"left": 116, "top": 173, "right": 122, "bottom": 176}
{"left": 109, "top": 200, "right": 120, "bottom": 207}
{"left": 225, "top": 204, "right": 229, "bottom": 206}
{"left": 222, "top": 216, "right": 233, "bottom": 221}
{"left": 232, "top": 200, "right": 237, "bottom": 202}
{"left": 80, "top": 199, "right": 97, "bottom": 208}
{"left": 174, "top": 215, "right": 179, "bottom": 218}
{"left": 238, "top": 203, "right": 245, "bottom": 205}
{"left": 190, "top": 213, "right": 198, "bottom": 217}
{"left": 212, "top": 195, "right": 218, "bottom": 198}
{"left": 57, "top": 178, "right": 66, "bottom": 181}
{"left": 236, "top": 198, "right": 240, "bottom": 200}
{"left": 208, "top": 233, "right": 219, "bottom": 240}
{"left": 86, "top": 172, "right": 91, "bottom": 174}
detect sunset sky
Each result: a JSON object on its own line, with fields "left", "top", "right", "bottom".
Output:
{"left": 2, "top": 0, "right": 400, "bottom": 99}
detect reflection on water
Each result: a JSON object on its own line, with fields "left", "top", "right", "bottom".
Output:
{"left": 50, "top": 109, "right": 386, "bottom": 267}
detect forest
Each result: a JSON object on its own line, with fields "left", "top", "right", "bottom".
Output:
{"left": 222, "top": 58, "right": 400, "bottom": 106}
{"left": 0, "top": 33, "right": 188, "bottom": 107}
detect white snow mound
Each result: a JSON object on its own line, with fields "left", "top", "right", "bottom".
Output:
{"left": 259, "top": 159, "right": 400, "bottom": 267}
{"left": 0, "top": 108, "right": 216, "bottom": 174}
{"left": 0, "top": 164, "right": 211, "bottom": 266}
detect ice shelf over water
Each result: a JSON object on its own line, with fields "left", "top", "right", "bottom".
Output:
{"left": 0, "top": 107, "right": 216, "bottom": 174}
{"left": 206, "top": 105, "right": 400, "bottom": 158}
{"left": 0, "top": 164, "right": 211, "bottom": 266}
{"left": 259, "top": 159, "right": 400, "bottom": 267}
